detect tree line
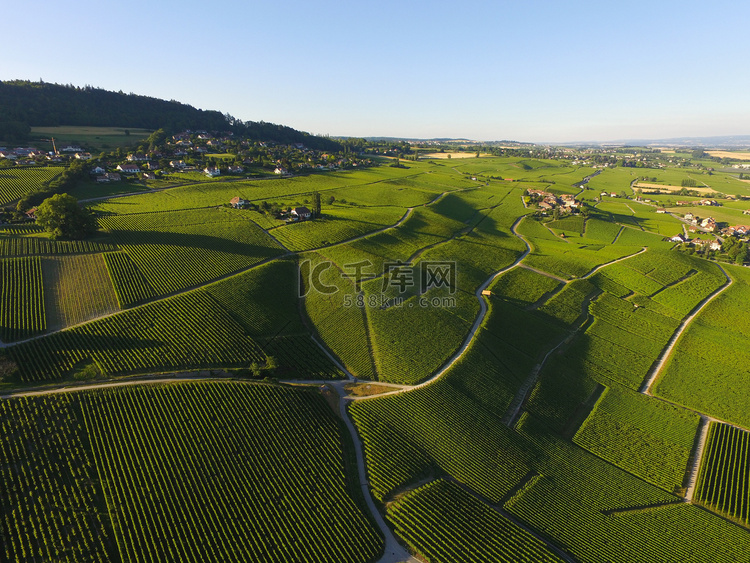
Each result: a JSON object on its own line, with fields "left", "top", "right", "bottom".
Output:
{"left": 0, "top": 81, "right": 341, "bottom": 151}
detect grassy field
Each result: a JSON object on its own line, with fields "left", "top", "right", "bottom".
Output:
{"left": 30, "top": 125, "right": 151, "bottom": 152}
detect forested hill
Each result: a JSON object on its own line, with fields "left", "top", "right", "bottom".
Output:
{"left": 0, "top": 80, "right": 341, "bottom": 151}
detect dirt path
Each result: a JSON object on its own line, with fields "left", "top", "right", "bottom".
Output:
{"left": 349, "top": 216, "right": 532, "bottom": 402}
{"left": 0, "top": 205, "right": 419, "bottom": 350}
{"left": 337, "top": 396, "right": 418, "bottom": 563}
{"left": 500, "top": 246, "right": 647, "bottom": 427}
{"left": 639, "top": 264, "right": 732, "bottom": 394}
{"left": 684, "top": 416, "right": 711, "bottom": 502}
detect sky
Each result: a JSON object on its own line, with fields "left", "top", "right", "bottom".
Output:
{"left": 3, "top": 0, "right": 749, "bottom": 143}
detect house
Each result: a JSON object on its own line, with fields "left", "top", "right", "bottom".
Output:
{"left": 61, "top": 145, "right": 83, "bottom": 153}
{"left": 656, "top": 208, "right": 667, "bottom": 214}
{"left": 25, "top": 207, "right": 38, "bottom": 219}
{"left": 75, "top": 152, "right": 92, "bottom": 160}
{"left": 170, "top": 160, "right": 186, "bottom": 169}
{"left": 676, "top": 201, "right": 690, "bottom": 206}
{"left": 143, "top": 172, "right": 157, "bottom": 180}
{"left": 127, "top": 153, "right": 148, "bottom": 162}
{"left": 670, "top": 234, "right": 686, "bottom": 243}
{"left": 701, "top": 218, "right": 717, "bottom": 232}
{"left": 90, "top": 166, "right": 106, "bottom": 175}
{"left": 274, "top": 166, "right": 288, "bottom": 175}
{"left": 230, "top": 197, "right": 250, "bottom": 208}
{"left": 96, "top": 175, "right": 110, "bottom": 183}
{"left": 204, "top": 166, "right": 220, "bottom": 177}
{"left": 693, "top": 239, "right": 722, "bottom": 251}
{"left": 731, "top": 225, "right": 750, "bottom": 236}
{"left": 106, "top": 173, "right": 122, "bottom": 182}
{"left": 684, "top": 213, "right": 696, "bottom": 222}
{"left": 743, "top": 209, "right": 750, "bottom": 215}
{"left": 291, "top": 206, "right": 312, "bottom": 220}
{"left": 147, "top": 162, "right": 160, "bottom": 170}
{"left": 227, "top": 165, "right": 244, "bottom": 174}
{"left": 117, "top": 164, "right": 140, "bottom": 174}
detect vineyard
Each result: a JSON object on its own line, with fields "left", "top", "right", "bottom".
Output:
{"left": 99, "top": 208, "right": 286, "bottom": 295}
{"left": 102, "top": 251, "right": 156, "bottom": 307}
{"left": 0, "top": 237, "right": 117, "bottom": 257}
{"left": 573, "top": 386, "right": 700, "bottom": 492}
{"left": 0, "top": 167, "right": 64, "bottom": 205}
{"left": 42, "top": 254, "right": 119, "bottom": 330}
{"left": 654, "top": 265, "right": 750, "bottom": 427}
{"left": 387, "top": 479, "right": 565, "bottom": 562}
{"left": 0, "top": 383, "right": 382, "bottom": 562}
{"left": 0, "top": 394, "right": 116, "bottom": 561}
{"left": 8, "top": 290, "right": 266, "bottom": 381}
{"left": 3, "top": 155, "right": 750, "bottom": 562}
{"left": 0, "top": 257, "right": 46, "bottom": 342}
{"left": 694, "top": 422, "right": 750, "bottom": 525}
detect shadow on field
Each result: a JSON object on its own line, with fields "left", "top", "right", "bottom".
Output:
{"left": 105, "top": 229, "right": 283, "bottom": 259}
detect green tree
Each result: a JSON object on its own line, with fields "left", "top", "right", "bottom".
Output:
{"left": 312, "top": 191, "right": 322, "bottom": 217}
{"left": 35, "top": 193, "right": 97, "bottom": 239}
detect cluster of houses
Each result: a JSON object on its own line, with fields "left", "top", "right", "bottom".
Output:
{"left": 230, "top": 196, "right": 312, "bottom": 223}
{"left": 527, "top": 189, "right": 580, "bottom": 213}
{"left": 675, "top": 199, "right": 721, "bottom": 207}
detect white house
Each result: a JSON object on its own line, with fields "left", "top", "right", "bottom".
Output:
{"left": 291, "top": 206, "right": 312, "bottom": 220}
{"left": 117, "top": 164, "right": 141, "bottom": 174}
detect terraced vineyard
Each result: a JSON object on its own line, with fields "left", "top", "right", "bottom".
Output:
{"left": 694, "top": 422, "right": 750, "bottom": 524}
{"left": 8, "top": 290, "right": 266, "bottom": 381}
{"left": 0, "top": 257, "right": 46, "bottom": 342}
{"left": 99, "top": 208, "right": 286, "bottom": 296}
{"left": 573, "top": 386, "right": 700, "bottom": 492}
{"left": 3, "top": 155, "right": 750, "bottom": 563}
{"left": 0, "top": 394, "right": 116, "bottom": 562}
{"left": 387, "top": 479, "right": 565, "bottom": 562}
{"left": 0, "top": 237, "right": 117, "bottom": 257}
{"left": 0, "top": 166, "right": 64, "bottom": 205}
{"left": 654, "top": 265, "right": 750, "bottom": 427}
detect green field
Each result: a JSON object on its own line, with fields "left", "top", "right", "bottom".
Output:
{"left": 4, "top": 154, "right": 750, "bottom": 562}
{"left": 654, "top": 264, "right": 750, "bottom": 427}
{"left": 30, "top": 126, "right": 152, "bottom": 152}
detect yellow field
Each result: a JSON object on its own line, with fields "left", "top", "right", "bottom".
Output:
{"left": 634, "top": 182, "right": 716, "bottom": 194}
{"left": 707, "top": 151, "right": 750, "bottom": 161}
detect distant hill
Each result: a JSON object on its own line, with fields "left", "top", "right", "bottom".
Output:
{"left": 563, "top": 135, "right": 750, "bottom": 149}
{"left": 0, "top": 80, "right": 340, "bottom": 151}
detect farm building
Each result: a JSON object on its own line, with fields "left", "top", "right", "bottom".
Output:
{"left": 291, "top": 206, "right": 312, "bottom": 220}
{"left": 230, "top": 197, "right": 250, "bottom": 209}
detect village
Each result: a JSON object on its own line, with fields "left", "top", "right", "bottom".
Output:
{"left": 0, "top": 129, "right": 373, "bottom": 184}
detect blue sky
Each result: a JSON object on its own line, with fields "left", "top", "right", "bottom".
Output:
{"left": 4, "top": 0, "right": 748, "bottom": 143}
